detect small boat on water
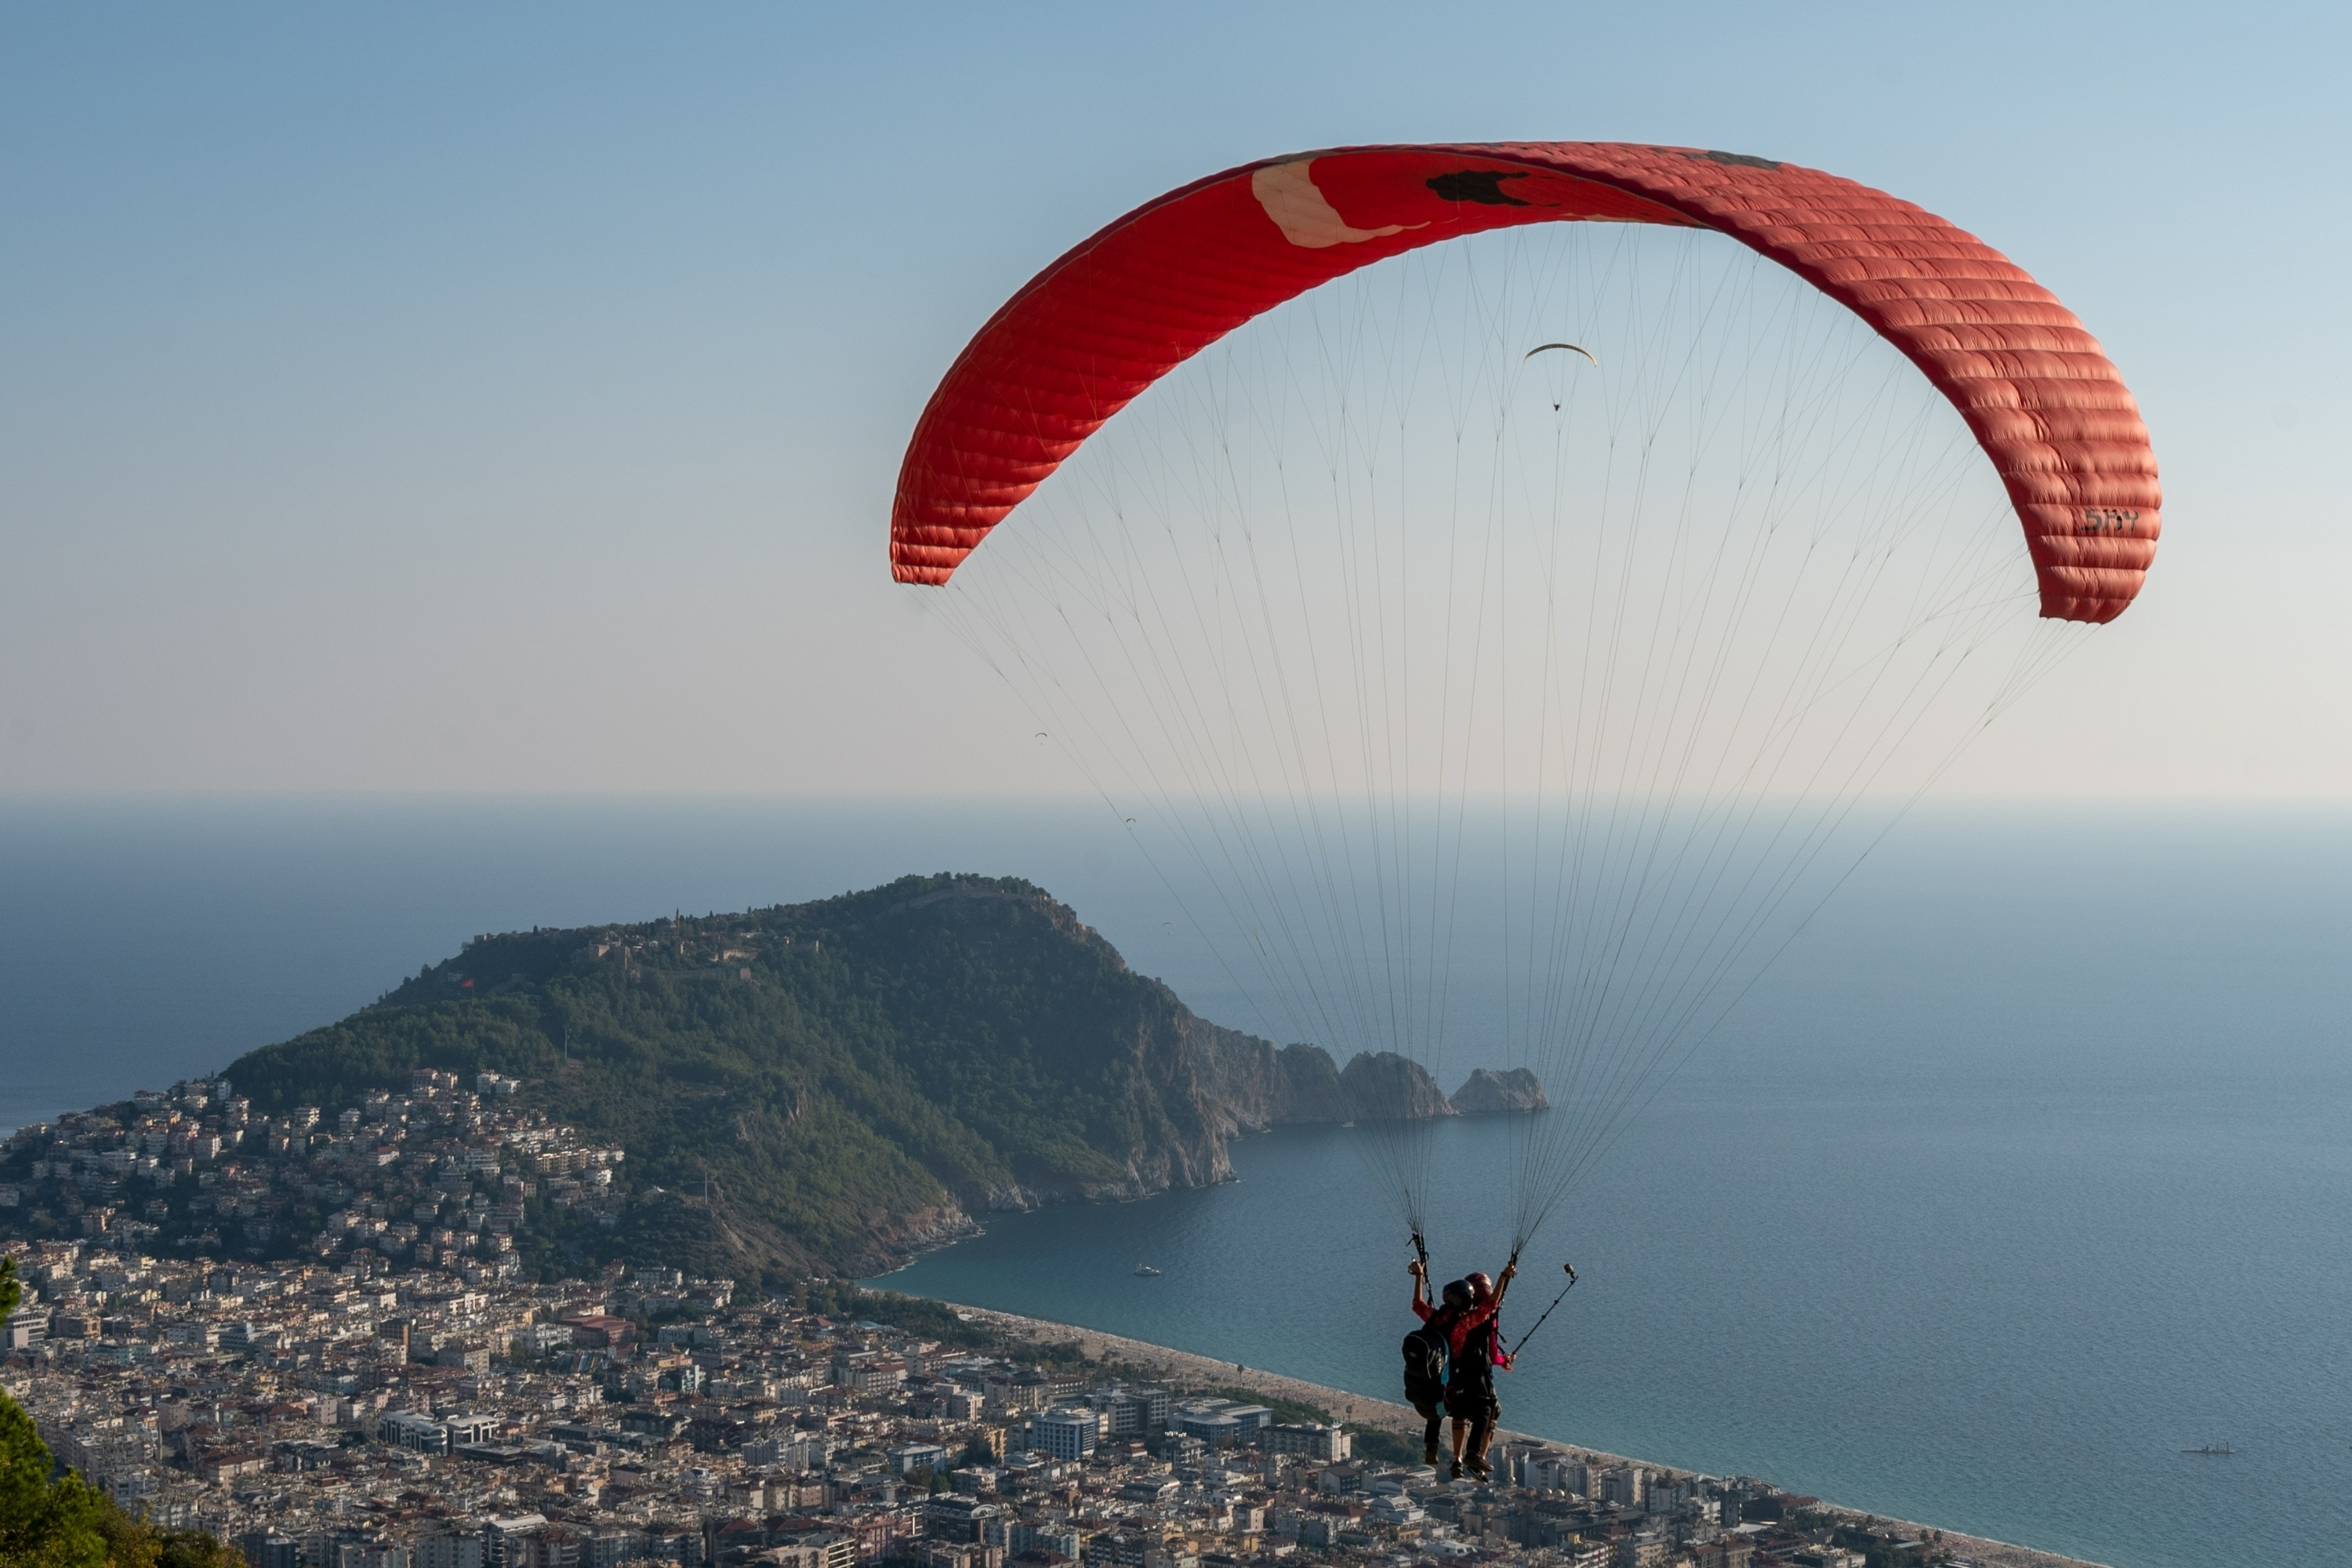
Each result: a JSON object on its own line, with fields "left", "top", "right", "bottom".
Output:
{"left": 1133, "top": 1263, "right": 1163, "bottom": 1277}
{"left": 2182, "top": 1444, "right": 2236, "bottom": 1455}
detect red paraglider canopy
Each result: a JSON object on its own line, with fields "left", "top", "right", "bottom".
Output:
{"left": 889, "top": 143, "right": 2159, "bottom": 622}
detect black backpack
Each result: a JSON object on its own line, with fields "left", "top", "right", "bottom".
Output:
{"left": 1402, "top": 1322, "right": 1449, "bottom": 1404}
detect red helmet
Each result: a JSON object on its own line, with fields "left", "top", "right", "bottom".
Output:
{"left": 1467, "top": 1271, "right": 1494, "bottom": 1298}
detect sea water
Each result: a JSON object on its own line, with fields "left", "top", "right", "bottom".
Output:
{"left": 3, "top": 797, "right": 2347, "bottom": 1568}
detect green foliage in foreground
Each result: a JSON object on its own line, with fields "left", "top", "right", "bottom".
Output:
{"left": 224, "top": 875, "right": 1254, "bottom": 1279}
{"left": 1, "top": 1255, "right": 103, "bottom": 1568}
{"left": 93, "top": 1505, "right": 244, "bottom": 1568}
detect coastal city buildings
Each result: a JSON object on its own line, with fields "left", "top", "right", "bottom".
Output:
{"left": 0, "top": 1072, "right": 626, "bottom": 1275}
{"left": 3, "top": 1080, "right": 1965, "bottom": 1568}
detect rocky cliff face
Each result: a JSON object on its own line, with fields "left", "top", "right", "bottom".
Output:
{"left": 1030, "top": 985, "right": 1364, "bottom": 1201}
{"left": 1451, "top": 1066, "right": 1550, "bottom": 1114}
{"left": 1186, "top": 1025, "right": 1347, "bottom": 1134}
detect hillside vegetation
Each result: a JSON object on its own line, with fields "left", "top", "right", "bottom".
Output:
{"left": 223, "top": 875, "right": 1370, "bottom": 1279}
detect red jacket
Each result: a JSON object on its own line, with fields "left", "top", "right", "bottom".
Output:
{"left": 1413, "top": 1294, "right": 1511, "bottom": 1370}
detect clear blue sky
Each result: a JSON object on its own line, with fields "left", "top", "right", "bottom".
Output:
{"left": 2, "top": 2, "right": 2343, "bottom": 796}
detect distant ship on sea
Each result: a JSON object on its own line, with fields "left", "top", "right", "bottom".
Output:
{"left": 2182, "top": 1444, "right": 2236, "bottom": 1455}
{"left": 1134, "top": 1263, "right": 1163, "bottom": 1277}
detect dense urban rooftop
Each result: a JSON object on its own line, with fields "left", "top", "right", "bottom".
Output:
{"left": 2, "top": 1077, "right": 1973, "bottom": 1568}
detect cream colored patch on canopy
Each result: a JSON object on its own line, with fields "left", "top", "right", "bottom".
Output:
{"left": 1249, "top": 159, "right": 1425, "bottom": 248}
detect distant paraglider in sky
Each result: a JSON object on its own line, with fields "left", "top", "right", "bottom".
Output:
{"left": 1524, "top": 341, "right": 1596, "bottom": 406}
{"left": 890, "top": 143, "right": 2161, "bottom": 1259}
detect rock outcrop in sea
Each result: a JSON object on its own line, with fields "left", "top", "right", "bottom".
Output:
{"left": 1451, "top": 1065, "right": 1550, "bottom": 1114}
{"left": 1338, "top": 1050, "right": 1457, "bottom": 1121}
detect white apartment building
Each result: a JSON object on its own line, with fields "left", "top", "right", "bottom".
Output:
{"left": 1029, "top": 1407, "right": 1098, "bottom": 1463}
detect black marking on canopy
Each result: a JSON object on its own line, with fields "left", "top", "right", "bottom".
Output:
{"left": 1427, "top": 170, "right": 1531, "bottom": 205}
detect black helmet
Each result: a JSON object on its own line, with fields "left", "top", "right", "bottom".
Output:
{"left": 1441, "top": 1279, "right": 1474, "bottom": 1310}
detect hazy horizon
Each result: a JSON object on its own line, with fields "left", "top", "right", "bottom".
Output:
{"left": 6, "top": 792, "right": 2345, "bottom": 1137}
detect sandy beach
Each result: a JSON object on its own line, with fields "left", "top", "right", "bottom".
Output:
{"left": 912, "top": 1296, "right": 2112, "bottom": 1568}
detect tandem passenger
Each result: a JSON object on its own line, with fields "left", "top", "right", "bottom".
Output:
{"left": 1403, "top": 1261, "right": 1461, "bottom": 1466}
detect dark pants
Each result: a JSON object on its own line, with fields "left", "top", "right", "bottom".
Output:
{"left": 1446, "top": 1373, "right": 1499, "bottom": 1461}
{"left": 1411, "top": 1394, "right": 1444, "bottom": 1452}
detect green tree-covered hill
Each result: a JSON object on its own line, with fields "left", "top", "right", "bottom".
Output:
{"left": 222, "top": 874, "right": 1351, "bottom": 1280}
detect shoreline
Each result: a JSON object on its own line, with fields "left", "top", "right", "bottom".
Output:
{"left": 899, "top": 1294, "right": 2114, "bottom": 1568}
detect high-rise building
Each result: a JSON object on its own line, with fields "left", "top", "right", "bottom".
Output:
{"left": 1173, "top": 1400, "right": 1272, "bottom": 1447}
{"left": 412, "top": 1534, "right": 486, "bottom": 1568}
{"left": 482, "top": 1516, "right": 552, "bottom": 1568}
{"left": 1526, "top": 1454, "right": 1592, "bottom": 1495}
{"left": 1029, "top": 1407, "right": 1098, "bottom": 1462}
{"left": 238, "top": 1534, "right": 301, "bottom": 1568}
{"left": 1258, "top": 1423, "right": 1350, "bottom": 1461}
{"left": 584, "top": 1535, "right": 637, "bottom": 1568}
{"left": 924, "top": 1496, "right": 1000, "bottom": 1544}
{"left": 376, "top": 1411, "right": 451, "bottom": 1454}
{"left": 887, "top": 1441, "right": 949, "bottom": 1476}
{"left": 2, "top": 1308, "right": 45, "bottom": 1351}
{"left": 1090, "top": 1387, "right": 1171, "bottom": 1438}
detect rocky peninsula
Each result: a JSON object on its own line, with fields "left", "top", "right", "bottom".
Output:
{"left": 1, "top": 875, "right": 1539, "bottom": 1287}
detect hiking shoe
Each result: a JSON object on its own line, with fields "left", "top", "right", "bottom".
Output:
{"left": 1465, "top": 1457, "right": 1492, "bottom": 1481}
{"left": 1448, "top": 1459, "right": 1465, "bottom": 1481}
{"left": 1423, "top": 1443, "right": 1439, "bottom": 1468}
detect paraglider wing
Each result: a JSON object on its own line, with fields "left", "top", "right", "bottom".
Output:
{"left": 889, "top": 142, "right": 2159, "bottom": 622}
{"left": 1524, "top": 342, "right": 1599, "bottom": 364}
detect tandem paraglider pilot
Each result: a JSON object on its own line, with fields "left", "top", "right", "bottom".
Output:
{"left": 1406, "top": 1258, "right": 1516, "bottom": 1479}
